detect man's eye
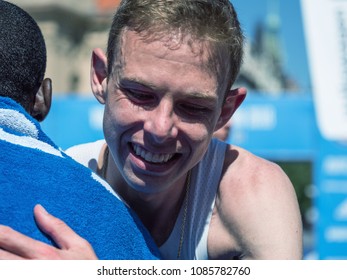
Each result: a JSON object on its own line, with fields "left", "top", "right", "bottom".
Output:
{"left": 178, "top": 103, "right": 210, "bottom": 115}
{"left": 126, "top": 89, "right": 154, "bottom": 102}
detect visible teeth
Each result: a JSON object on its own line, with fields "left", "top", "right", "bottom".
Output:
{"left": 164, "top": 154, "right": 171, "bottom": 162}
{"left": 133, "top": 144, "right": 174, "bottom": 163}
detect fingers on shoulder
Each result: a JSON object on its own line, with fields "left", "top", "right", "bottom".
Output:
{"left": 0, "top": 225, "right": 60, "bottom": 260}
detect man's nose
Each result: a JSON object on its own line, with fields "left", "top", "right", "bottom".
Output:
{"left": 144, "top": 100, "right": 178, "bottom": 143}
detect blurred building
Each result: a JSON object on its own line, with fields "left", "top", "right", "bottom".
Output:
{"left": 235, "top": 0, "right": 299, "bottom": 94}
{"left": 11, "top": 0, "right": 297, "bottom": 95}
{"left": 10, "top": 0, "right": 119, "bottom": 95}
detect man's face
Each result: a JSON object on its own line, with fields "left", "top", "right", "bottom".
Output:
{"left": 103, "top": 30, "right": 223, "bottom": 194}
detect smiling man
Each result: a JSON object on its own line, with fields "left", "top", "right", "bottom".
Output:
{"left": 0, "top": 0, "right": 303, "bottom": 260}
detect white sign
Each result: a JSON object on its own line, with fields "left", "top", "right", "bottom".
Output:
{"left": 301, "top": 0, "right": 347, "bottom": 140}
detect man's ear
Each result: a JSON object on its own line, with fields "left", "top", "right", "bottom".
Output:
{"left": 91, "top": 48, "right": 108, "bottom": 104}
{"left": 31, "top": 78, "right": 52, "bottom": 122}
{"left": 215, "top": 87, "right": 246, "bottom": 131}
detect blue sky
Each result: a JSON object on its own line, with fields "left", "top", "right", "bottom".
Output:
{"left": 232, "top": 0, "right": 312, "bottom": 93}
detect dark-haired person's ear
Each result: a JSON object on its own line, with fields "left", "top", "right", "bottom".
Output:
{"left": 31, "top": 78, "right": 52, "bottom": 122}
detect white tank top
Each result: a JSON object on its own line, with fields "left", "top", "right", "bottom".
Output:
{"left": 159, "top": 139, "right": 227, "bottom": 259}
{"left": 66, "top": 138, "right": 227, "bottom": 260}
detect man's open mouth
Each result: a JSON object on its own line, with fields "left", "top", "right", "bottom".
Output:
{"left": 131, "top": 143, "right": 176, "bottom": 164}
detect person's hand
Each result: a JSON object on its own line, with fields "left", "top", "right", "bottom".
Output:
{"left": 0, "top": 205, "right": 98, "bottom": 259}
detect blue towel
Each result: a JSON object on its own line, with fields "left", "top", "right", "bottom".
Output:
{"left": 0, "top": 96, "right": 160, "bottom": 260}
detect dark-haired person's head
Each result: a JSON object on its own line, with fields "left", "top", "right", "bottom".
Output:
{"left": 0, "top": 0, "right": 51, "bottom": 121}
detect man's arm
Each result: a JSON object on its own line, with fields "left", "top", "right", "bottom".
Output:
{"left": 0, "top": 205, "right": 98, "bottom": 260}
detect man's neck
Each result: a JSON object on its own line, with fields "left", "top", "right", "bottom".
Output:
{"left": 104, "top": 148, "right": 189, "bottom": 246}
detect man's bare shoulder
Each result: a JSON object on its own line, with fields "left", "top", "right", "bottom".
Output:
{"left": 218, "top": 144, "right": 299, "bottom": 216}
{"left": 221, "top": 144, "right": 292, "bottom": 191}
{"left": 209, "top": 144, "right": 303, "bottom": 259}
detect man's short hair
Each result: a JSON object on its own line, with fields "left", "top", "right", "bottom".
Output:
{"left": 107, "top": 0, "right": 244, "bottom": 98}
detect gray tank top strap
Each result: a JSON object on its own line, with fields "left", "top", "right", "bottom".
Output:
{"left": 159, "top": 139, "right": 227, "bottom": 259}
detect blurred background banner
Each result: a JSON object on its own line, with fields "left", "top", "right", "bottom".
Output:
{"left": 315, "top": 138, "right": 347, "bottom": 259}
{"left": 301, "top": 0, "right": 347, "bottom": 141}
{"left": 41, "top": 96, "right": 104, "bottom": 149}
{"left": 301, "top": 0, "right": 347, "bottom": 259}
{"left": 229, "top": 93, "right": 318, "bottom": 161}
